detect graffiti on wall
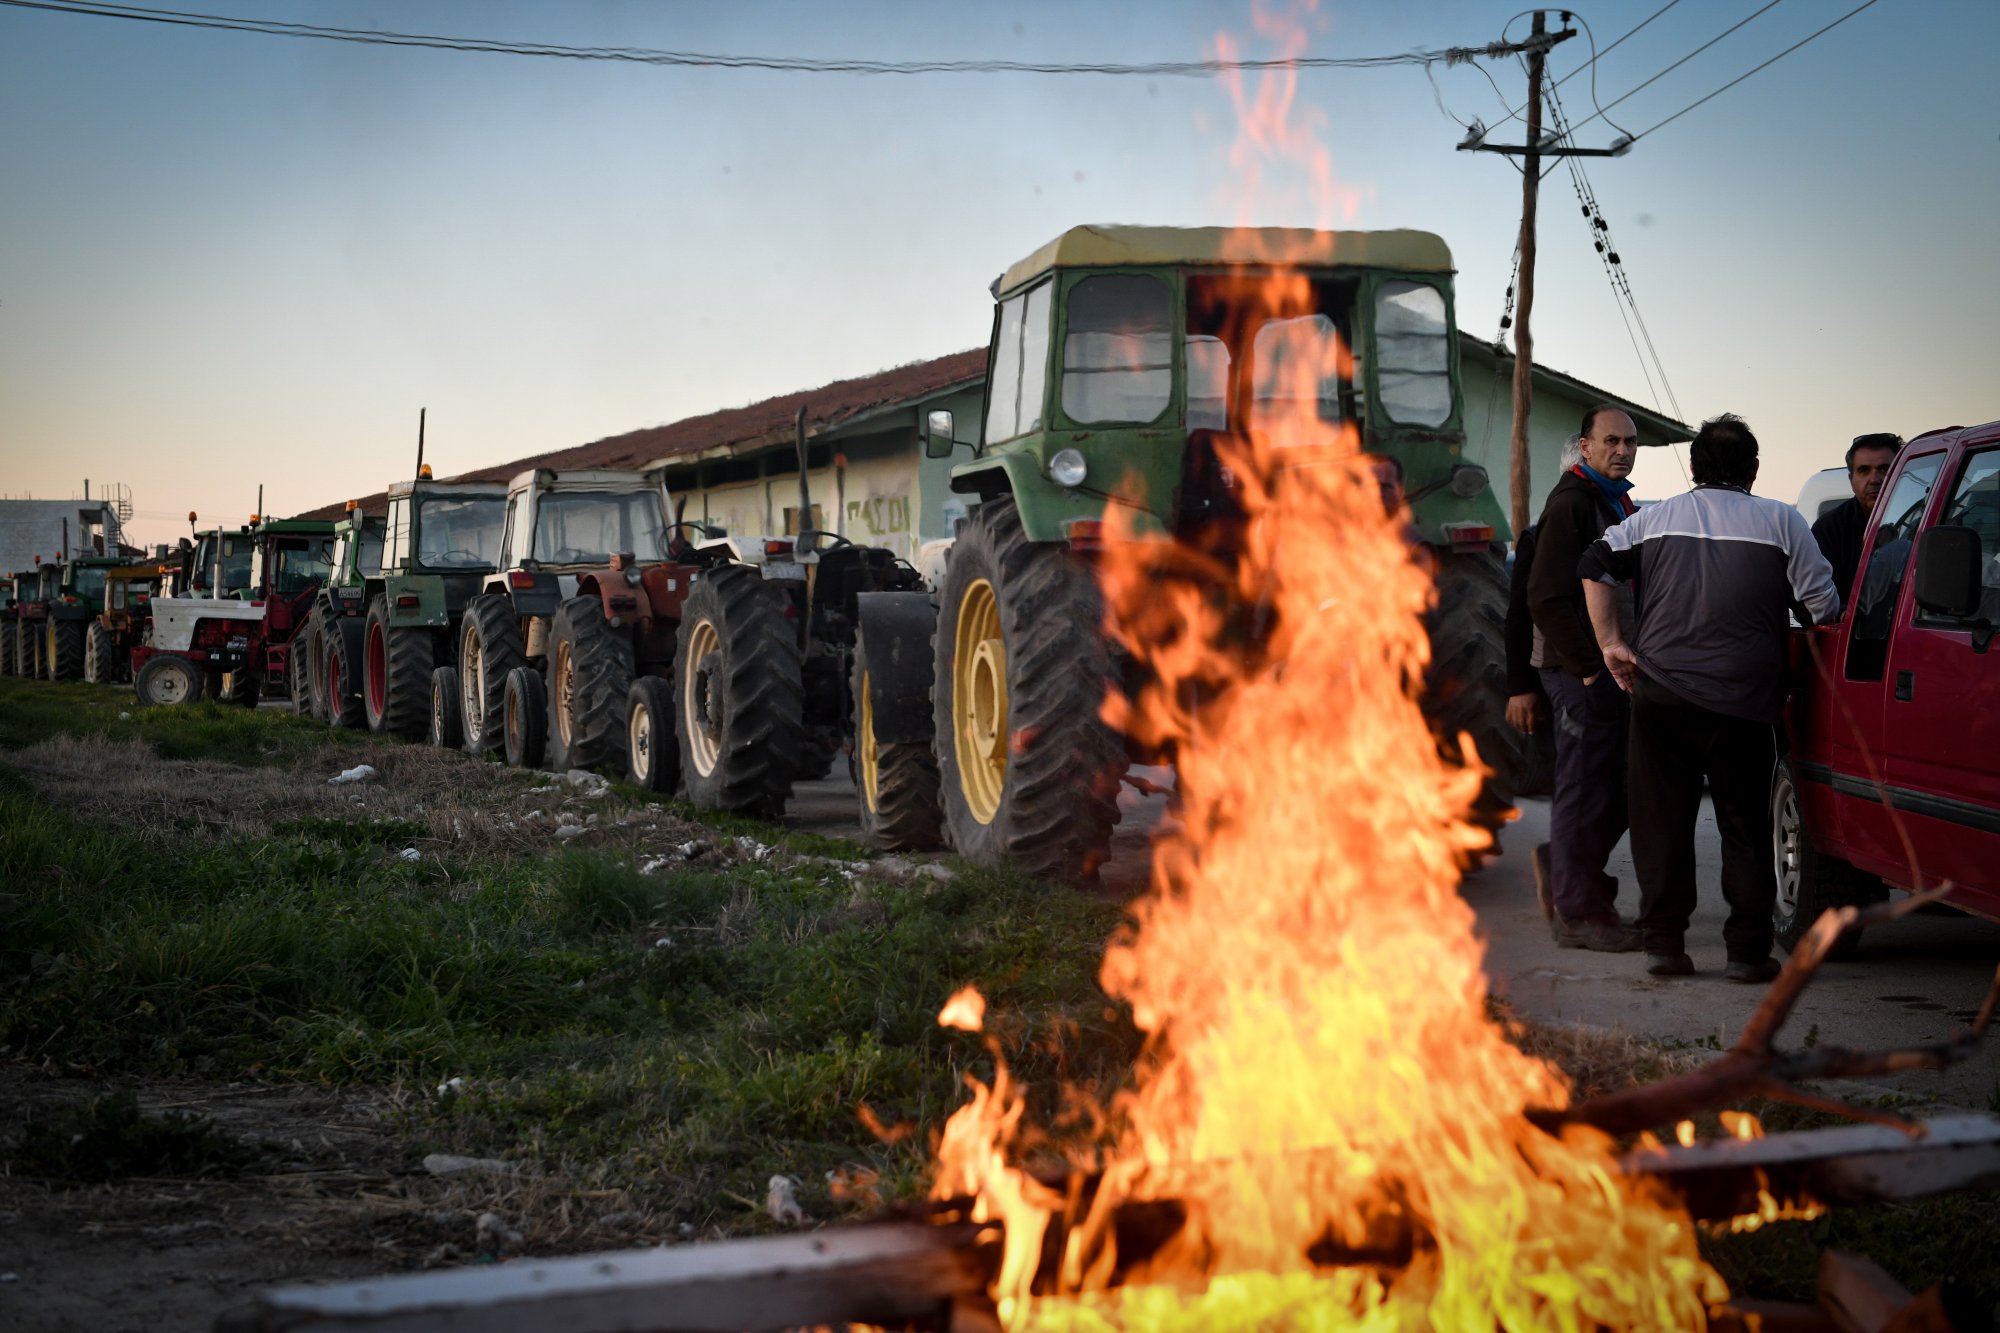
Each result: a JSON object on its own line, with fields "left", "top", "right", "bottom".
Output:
{"left": 846, "top": 493, "right": 911, "bottom": 538}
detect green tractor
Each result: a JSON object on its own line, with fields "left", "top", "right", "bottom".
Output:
{"left": 879, "top": 225, "right": 1519, "bottom": 881}
{"left": 300, "top": 502, "right": 385, "bottom": 727}
{"left": 18, "top": 556, "right": 122, "bottom": 682}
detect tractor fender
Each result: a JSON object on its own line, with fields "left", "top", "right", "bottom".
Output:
{"left": 949, "top": 451, "right": 1169, "bottom": 543}
{"left": 855, "top": 591, "right": 937, "bottom": 745}
{"left": 381, "top": 574, "right": 449, "bottom": 628}
{"left": 576, "top": 570, "right": 655, "bottom": 626}
{"left": 486, "top": 572, "right": 562, "bottom": 618}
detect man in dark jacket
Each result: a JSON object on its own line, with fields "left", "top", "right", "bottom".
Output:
{"left": 1811, "top": 432, "right": 1902, "bottom": 610}
{"left": 1527, "top": 407, "right": 1643, "bottom": 951}
{"left": 1581, "top": 414, "right": 1839, "bottom": 981}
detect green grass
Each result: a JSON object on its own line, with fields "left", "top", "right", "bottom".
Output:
{"left": 9, "top": 1088, "right": 257, "bottom": 1182}
{"left": 0, "top": 675, "right": 375, "bottom": 764}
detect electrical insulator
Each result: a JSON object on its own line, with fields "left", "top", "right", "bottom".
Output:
{"left": 1595, "top": 217, "right": 1608, "bottom": 230}
{"left": 1608, "top": 252, "right": 1620, "bottom": 264}
{"left": 1581, "top": 205, "right": 1591, "bottom": 217}
{"left": 1499, "top": 316, "right": 1512, "bottom": 330}
{"left": 1595, "top": 241, "right": 1605, "bottom": 254}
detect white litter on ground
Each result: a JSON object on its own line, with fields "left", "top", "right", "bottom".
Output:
{"left": 476, "top": 1211, "right": 524, "bottom": 1253}
{"left": 554, "top": 823, "right": 587, "bottom": 841}
{"left": 328, "top": 764, "right": 377, "bottom": 786}
{"left": 734, "top": 836, "right": 775, "bottom": 861}
{"left": 654, "top": 937, "right": 672, "bottom": 949}
{"left": 638, "top": 856, "right": 671, "bottom": 876}
{"left": 564, "top": 769, "right": 613, "bottom": 798}
{"left": 422, "top": 1154, "right": 515, "bottom": 1178}
{"left": 765, "top": 1174, "right": 809, "bottom": 1226}
{"left": 398, "top": 848, "right": 421, "bottom": 863}
{"left": 117, "top": 711, "right": 132, "bottom": 721}
{"left": 435, "top": 1076, "right": 466, "bottom": 1099}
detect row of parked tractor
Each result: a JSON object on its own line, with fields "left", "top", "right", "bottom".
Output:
{"left": 1, "top": 225, "right": 1534, "bottom": 877}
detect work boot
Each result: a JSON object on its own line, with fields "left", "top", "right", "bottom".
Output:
{"left": 1645, "top": 952, "right": 1695, "bottom": 977}
{"left": 1555, "top": 914, "right": 1641, "bottom": 953}
{"left": 1724, "top": 957, "right": 1783, "bottom": 984}
{"left": 1532, "top": 844, "right": 1554, "bottom": 926}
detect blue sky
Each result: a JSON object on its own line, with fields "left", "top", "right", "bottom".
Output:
{"left": 2, "top": 0, "right": 1995, "bottom": 545}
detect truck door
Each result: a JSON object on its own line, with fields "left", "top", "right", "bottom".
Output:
{"left": 1812, "top": 451, "right": 1946, "bottom": 877}
{"left": 1879, "top": 443, "right": 2000, "bottom": 917}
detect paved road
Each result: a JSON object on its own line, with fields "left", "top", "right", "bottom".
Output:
{"left": 789, "top": 768, "right": 2000, "bottom": 1110}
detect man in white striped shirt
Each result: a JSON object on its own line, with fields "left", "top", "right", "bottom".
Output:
{"left": 1578, "top": 414, "right": 1840, "bottom": 982}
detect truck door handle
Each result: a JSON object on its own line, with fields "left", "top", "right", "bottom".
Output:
{"left": 1895, "top": 671, "right": 1914, "bottom": 701}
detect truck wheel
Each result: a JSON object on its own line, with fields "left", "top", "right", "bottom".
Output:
{"left": 1425, "top": 547, "right": 1523, "bottom": 860}
{"left": 460, "top": 593, "right": 526, "bottom": 755}
{"left": 934, "top": 498, "right": 1123, "bottom": 882}
{"left": 1772, "top": 758, "right": 1885, "bottom": 958}
{"left": 49, "top": 619, "right": 85, "bottom": 682}
{"left": 547, "top": 595, "right": 635, "bottom": 775}
{"left": 429, "top": 666, "right": 463, "bottom": 748}
{"left": 136, "top": 654, "right": 205, "bottom": 707}
{"left": 676, "top": 564, "right": 803, "bottom": 816}
{"left": 363, "top": 599, "right": 435, "bottom": 738}
{"left": 852, "top": 636, "right": 942, "bottom": 851}
{"left": 626, "top": 676, "right": 681, "bottom": 794}
{"left": 84, "top": 622, "right": 112, "bottom": 684}
{"left": 325, "top": 617, "right": 366, "bottom": 730}
{"left": 502, "top": 666, "right": 547, "bottom": 769}
{"left": 224, "top": 667, "right": 261, "bottom": 708}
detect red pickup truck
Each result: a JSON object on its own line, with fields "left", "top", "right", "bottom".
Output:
{"left": 1774, "top": 418, "right": 2000, "bottom": 951}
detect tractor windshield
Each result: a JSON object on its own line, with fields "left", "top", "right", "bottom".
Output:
{"left": 417, "top": 496, "right": 505, "bottom": 570}
{"left": 69, "top": 567, "right": 108, "bottom": 601}
{"left": 1185, "top": 273, "right": 1359, "bottom": 444}
{"left": 219, "top": 539, "right": 254, "bottom": 596}
{"left": 533, "top": 490, "right": 670, "bottom": 566}
{"left": 271, "top": 536, "right": 336, "bottom": 597}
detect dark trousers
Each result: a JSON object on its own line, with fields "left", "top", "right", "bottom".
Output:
{"left": 1628, "top": 676, "right": 1782, "bottom": 960}
{"left": 1541, "top": 667, "right": 1628, "bottom": 922}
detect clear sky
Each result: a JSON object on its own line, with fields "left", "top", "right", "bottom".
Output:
{"left": 2, "top": 0, "right": 1995, "bottom": 547}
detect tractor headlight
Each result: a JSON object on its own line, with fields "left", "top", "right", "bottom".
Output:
{"left": 1047, "top": 448, "right": 1088, "bottom": 489}
{"left": 1449, "top": 463, "right": 1491, "bottom": 499}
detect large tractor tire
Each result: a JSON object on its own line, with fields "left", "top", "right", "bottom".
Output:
{"left": 675, "top": 564, "right": 803, "bottom": 816}
{"left": 324, "top": 617, "right": 367, "bottom": 730}
{"left": 224, "top": 667, "right": 262, "bottom": 707}
{"left": 0, "top": 622, "right": 15, "bottom": 676}
{"left": 84, "top": 622, "right": 112, "bottom": 684}
{"left": 625, "top": 676, "right": 680, "bottom": 794}
{"left": 546, "top": 595, "right": 635, "bottom": 775}
{"left": 1771, "top": 758, "right": 1884, "bottom": 959}
{"left": 1425, "top": 547, "right": 1523, "bottom": 857}
{"left": 136, "top": 653, "right": 205, "bottom": 707}
{"left": 49, "top": 619, "right": 85, "bottom": 682}
{"left": 286, "top": 641, "right": 312, "bottom": 713}
{"left": 300, "top": 608, "right": 329, "bottom": 721}
{"left": 460, "top": 593, "right": 527, "bottom": 756}
{"left": 933, "top": 499, "right": 1124, "bottom": 882}
{"left": 852, "top": 636, "right": 942, "bottom": 851}
{"left": 363, "top": 599, "right": 435, "bottom": 738}
{"left": 429, "top": 666, "right": 463, "bottom": 748}
{"left": 502, "top": 666, "right": 548, "bottom": 769}
{"left": 20, "top": 621, "right": 42, "bottom": 680}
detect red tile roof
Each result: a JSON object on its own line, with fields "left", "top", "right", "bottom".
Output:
{"left": 295, "top": 349, "right": 986, "bottom": 521}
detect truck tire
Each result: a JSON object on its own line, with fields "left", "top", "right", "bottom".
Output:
{"left": 502, "top": 666, "right": 547, "bottom": 769}
{"left": 224, "top": 666, "right": 261, "bottom": 708}
{"left": 429, "top": 666, "right": 463, "bottom": 748}
{"left": 676, "top": 564, "right": 803, "bottom": 816}
{"left": 1425, "top": 547, "right": 1523, "bottom": 859}
{"left": 49, "top": 619, "right": 85, "bottom": 682}
{"left": 626, "top": 676, "right": 681, "bottom": 794}
{"left": 136, "top": 654, "right": 205, "bottom": 707}
{"left": 852, "top": 635, "right": 942, "bottom": 851}
{"left": 84, "top": 622, "right": 113, "bottom": 684}
{"left": 363, "top": 599, "right": 434, "bottom": 738}
{"left": 460, "top": 593, "right": 526, "bottom": 756}
{"left": 546, "top": 595, "right": 634, "bottom": 775}
{"left": 933, "top": 498, "right": 1124, "bottom": 882}
{"left": 324, "top": 616, "right": 366, "bottom": 730}
{"left": 1771, "top": 758, "right": 1885, "bottom": 958}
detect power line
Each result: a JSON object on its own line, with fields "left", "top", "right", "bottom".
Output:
{"left": 1566, "top": 0, "right": 1790, "bottom": 135}
{"left": 1627, "top": 0, "right": 1884, "bottom": 141}
{"left": 1494, "top": 0, "right": 1685, "bottom": 127}
{"left": 0, "top": 0, "right": 1496, "bottom": 76}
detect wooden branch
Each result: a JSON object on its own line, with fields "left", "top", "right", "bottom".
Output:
{"left": 1538, "top": 885, "right": 2000, "bottom": 1137}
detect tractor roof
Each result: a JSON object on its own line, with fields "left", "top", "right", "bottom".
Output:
{"left": 508, "top": 468, "right": 662, "bottom": 494}
{"left": 385, "top": 479, "right": 508, "bottom": 501}
{"left": 64, "top": 554, "right": 129, "bottom": 567}
{"left": 258, "top": 518, "right": 337, "bottom": 535}
{"left": 997, "top": 225, "right": 1453, "bottom": 296}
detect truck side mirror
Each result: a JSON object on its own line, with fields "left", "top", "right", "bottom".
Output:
{"left": 924, "top": 409, "right": 959, "bottom": 460}
{"left": 1914, "top": 525, "right": 1982, "bottom": 618}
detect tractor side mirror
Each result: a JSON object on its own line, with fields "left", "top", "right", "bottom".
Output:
{"left": 1915, "top": 525, "right": 1983, "bottom": 618}
{"left": 924, "top": 409, "right": 959, "bottom": 460}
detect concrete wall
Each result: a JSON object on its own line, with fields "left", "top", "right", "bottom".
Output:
{"left": 0, "top": 500, "right": 120, "bottom": 576}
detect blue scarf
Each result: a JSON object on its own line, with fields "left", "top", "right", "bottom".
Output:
{"left": 1574, "top": 461, "right": 1637, "bottom": 515}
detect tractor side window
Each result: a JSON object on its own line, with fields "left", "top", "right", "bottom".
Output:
{"left": 1185, "top": 335, "right": 1231, "bottom": 432}
{"left": 72, "top": 567, "right": 107, "bottom": 600}
{"left": 1062, "top": 274, "right": 1172, "bottom": 426}
{"left": 984, "top": 281, "right": 1052, "bottom": 445}
{"left": 273, "top": 538, "right": 335, "bottom": 597}
{"left": 1374, "top": 281, "right": 1452, "bottom": 427}
{"left": 1924, "top": 448, "right": 2000, "bottom": 625}
{"left": 1846, "top": 452, "right": 1944, "bottom": 681}
{"left": 1250, "top": 315, "right": 1346, "bottom": 445}
{"left": 357, "top": 526, "right": 385, "bottom": 577}
{"left": 383, "top": 498, "right": 411, "bottom": 570}
{"left": 503, "top": 493, "right": 531, "bottom": 567}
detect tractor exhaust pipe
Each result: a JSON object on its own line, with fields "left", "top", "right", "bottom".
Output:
{"left": 415, "top": 406, "right": 427, "bottom": 481}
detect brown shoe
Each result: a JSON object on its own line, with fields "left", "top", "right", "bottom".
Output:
{"left": 1555, "top": 915, "right": 1642, "bottom": 953}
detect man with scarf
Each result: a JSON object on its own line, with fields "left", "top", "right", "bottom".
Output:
{"left": 1526, "top": 406, "right": 1643, "bottom": 951}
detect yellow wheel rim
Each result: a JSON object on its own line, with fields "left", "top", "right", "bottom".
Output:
{"left": 681, "top": 618, "right": 722, "bottom": 777}
{"left": 859, "top": 670, "right": 879, "bottom": 813}
{"left": 552, "top": 639, "right": 575, "bottom": 748}
{"left": 953, "top": 577, "right": 1007, "bottom": 825}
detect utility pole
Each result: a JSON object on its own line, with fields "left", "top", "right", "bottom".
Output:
{"left": 1457, "top": 12, "right": 1627, "bottom": 535}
